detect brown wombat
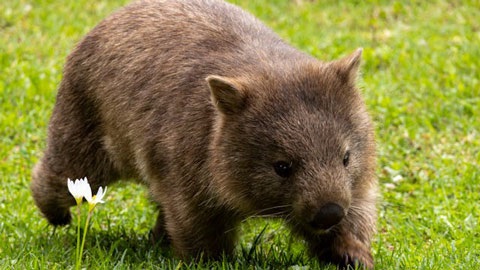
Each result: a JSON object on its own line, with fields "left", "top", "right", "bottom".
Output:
{"left": 31, "top": 0, "right": 377, "bottom": 268}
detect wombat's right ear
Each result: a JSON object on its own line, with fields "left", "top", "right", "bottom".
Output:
{"left": 330, "top": 48, "right": 363, "bottom": 85}
{"left": 207, "top": 75, "right": 247, "bottom": 115}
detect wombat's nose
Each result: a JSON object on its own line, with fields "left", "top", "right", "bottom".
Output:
{"left": 309, "top": 203, "right": 345, "bottom": 230}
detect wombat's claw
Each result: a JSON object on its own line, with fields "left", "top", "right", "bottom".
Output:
{"left": 338, "top": 253, "right": 368, "bottom": 269}
{"left": 331, "top": 237, "right": 374, "bottom": 269}
{"left": 336, "top": 252, "right": 373, "bottom": 270}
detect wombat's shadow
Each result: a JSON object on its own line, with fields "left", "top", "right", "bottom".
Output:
{"left": 35, "top": 222, "right": 326, "bottom": 269}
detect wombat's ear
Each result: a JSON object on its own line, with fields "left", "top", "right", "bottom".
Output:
{"left": 330, "top": 48, "right": 362, "bottom": 85}
{"left": 207, "top": 75, "right": 246, "bottom": 115}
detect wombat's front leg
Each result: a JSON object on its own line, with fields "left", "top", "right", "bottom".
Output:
{"left": 150, "top": 209, "right": 171, "bottom": 246}
{"left": 298, "top": 195, "right": 376, "bottom": 269}
{"left": 162, "top": 204, "right": 240, "bottom": 259}
{"left": 306, "top": 226, "right": 374, "bottom": 269}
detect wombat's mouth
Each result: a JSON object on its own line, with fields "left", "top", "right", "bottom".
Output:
{"left": 303, "top": 220, "right": 342, "bottom": 235}
{"left": 304, "top": 223, "right": 339, "bottom": 235}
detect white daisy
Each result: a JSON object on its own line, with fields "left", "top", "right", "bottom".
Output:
{"left": 67, "top": 177, "right": 92, "bottom": 205}
{"left": 87, "top": 186, "right": 107, "bottom": 205}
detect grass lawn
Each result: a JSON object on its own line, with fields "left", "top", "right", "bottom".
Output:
{"left": 1, "top": 0, "right": 479, "bottom": 269}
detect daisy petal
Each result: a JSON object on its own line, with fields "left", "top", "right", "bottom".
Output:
{"left": 82, "top": 178, "right": 93, "bottom": 202}
{"left": 94, "top": 186, "right": 107, "bottom": 204}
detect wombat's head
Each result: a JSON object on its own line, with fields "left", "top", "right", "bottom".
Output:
{"left": 208, "top": 49, "right": 376, "bottom": 234}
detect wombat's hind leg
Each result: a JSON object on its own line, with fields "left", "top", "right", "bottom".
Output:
{"left": 31, "top": 76, "right": 123, "bottom": 226}
{"left": 32, "top": 152, "right": 120, "bottom": 226}
{"left": 31, "top": 160, "right": 75, "bottom": 226}
{"left": 31, "top": 119, "right": 120, "bottom": 226}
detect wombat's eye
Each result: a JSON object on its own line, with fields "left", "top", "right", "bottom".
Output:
{"left": 273, "top": 161, "right": 293, "bottom": 178}
{"left": 343, "top": 151, "right": 350, "bottom": 167}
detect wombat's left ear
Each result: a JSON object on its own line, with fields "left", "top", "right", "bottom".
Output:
{"left": 207, "top": 75, "right": 247, "bottom": 115}
{"left": 330, "top": 48, "right": 363, "bottom": 84}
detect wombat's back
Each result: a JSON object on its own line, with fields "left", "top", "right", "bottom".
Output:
{"left": 69, "top": 0, "right": 299, "bottom": 97}
{"left": 57, "top": 0, "right": 310, "bottom": 176}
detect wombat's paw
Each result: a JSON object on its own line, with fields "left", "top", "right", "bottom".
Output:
{"left": 149, "top": 228, "right": 171, "bottom": 247}
{"left": 46, "top": 210, "right": 72, "bottom": 226}
{"left": 332, "top": 236, "right": 374, "bottom": 269}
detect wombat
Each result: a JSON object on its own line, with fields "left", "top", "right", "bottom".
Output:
{"left": 31, "top": 0, "right": 377, "bottom": 268}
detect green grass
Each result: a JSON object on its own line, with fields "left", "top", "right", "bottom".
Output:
{"left": 1, "top": 0, "right": 479, "bottom": 269}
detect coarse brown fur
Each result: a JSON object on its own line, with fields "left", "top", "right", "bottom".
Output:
{"left": 31, "top": 0, "right": 378, "bottom": 268}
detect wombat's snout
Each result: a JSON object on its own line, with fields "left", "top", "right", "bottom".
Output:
{"left": 309, "top": 203, "right": 345, "bottom": 231}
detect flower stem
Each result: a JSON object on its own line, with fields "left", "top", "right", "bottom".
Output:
{"left": 75, "top": 204, "right": 81, "bottom": 270}
{"left": 77, "top": 210, "right": 93, "bottom": 270}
